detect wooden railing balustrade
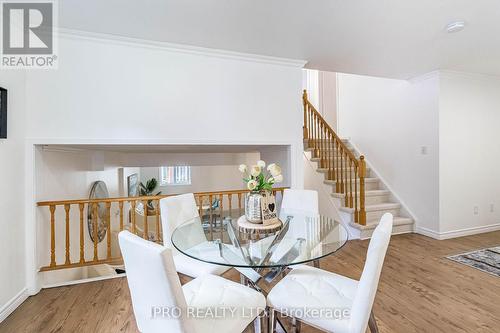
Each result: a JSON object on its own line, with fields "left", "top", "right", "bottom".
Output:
{"left": 37, "top": 188, "right": 286, "bottom": 272}
{"left": 303, "top": 90, "right": 366, "bottom": 225}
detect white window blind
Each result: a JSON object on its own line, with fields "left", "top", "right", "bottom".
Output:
{"left": 159, "top": 166, "right": 191, "bottom": 186}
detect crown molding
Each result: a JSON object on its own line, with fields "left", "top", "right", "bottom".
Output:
{"left": 41, "top": 145, "right": 86, "bottom": 153}
{"left": 408, "top": 70, "right": 440, "bottom": 84}
{"left": 55, "top": 28, "right": 308, "bottom": 68}
{"left": 439, "top": 69, "right": 500, "bottom": 82}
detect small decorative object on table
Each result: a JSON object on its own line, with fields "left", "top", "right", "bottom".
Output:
{"left": 239, "top": 160, "right": 283, "bottom": 224}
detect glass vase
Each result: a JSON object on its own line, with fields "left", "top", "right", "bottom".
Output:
{"left": 245, "top": 191, "right": 263, "bottom": 223}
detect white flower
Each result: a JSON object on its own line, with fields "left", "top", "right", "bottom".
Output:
{"left": 250, "top": 165, "right": 261, "bottom": 177}
{"left": 257, "top": 160, "right": 266, "bottom": 168}
{"left": 247, "top": 179, "right": 258, "bottom": 191}
{"left": 273, "top": 174, "right": 283, "bottom": 183}
{"left": 238, "top": 164, "right": 247, "bottom": 173}
{"left": 268, "top": 163, "right": 282, "bottom": 177}
{"left": 268, "top": 176, "right": 275, "bottom": 183}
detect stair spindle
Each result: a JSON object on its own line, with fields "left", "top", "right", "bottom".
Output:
{"left": 119, "top": 201, "right": 124, "bottom": 231}
{"left": 155, "top": 199, "right": 161, "bottom": 243}
{"left": 79, "top": 203, "right": 85, "bottom": 264}
{"left": 349, "top": 159, "right": 354, "bottom": 208}
{"left": 130, "top": 200, "right": 136, "bottom": 234}
{"left": 106, "top": 202, "right": 111, "bottom": 258}
{"left": 92, "top": 202, "right": 98, "bottom": 261}
{"left": 354, "top": 166, "right": 359, "bottom": 223}
{"left": 64, "top": 204, "right": 71, "bottom": 265}
{"left": 143, "top": 199, "right": 149, "bottom": 240}
{"left": 359, "top": 156, "right": 367, "bottom": 225}
{"left": 303, "top": 90, "right": 308, "bottom": 140}
{"left": 49, "top": 205, "right": 56, "bottom": 267}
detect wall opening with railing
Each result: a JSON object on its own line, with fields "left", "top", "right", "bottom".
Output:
{"left": 35, "top": 144, "right": 291, "bottom": 286}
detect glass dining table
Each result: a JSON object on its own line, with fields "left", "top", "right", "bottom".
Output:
{"left": 171, "top": 214, "right": 348, "bottom": 286}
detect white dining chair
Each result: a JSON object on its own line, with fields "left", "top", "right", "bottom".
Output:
{"left": 160, "top": 193, "right": 229, "bottom": 278}
{"left": 246, "top": 190, "right": 320, "bottom": 267}
{"left": 267, "top": 213, "right": 394, "bottom": 333}
{"left": 119, "top": 231, "right": 266, "bottom": 333}
{"left": 280, "top": 189, "right": 319, "bottom": 217}
{"left": 279, "top": 189, "right": 321, "bottom": 267}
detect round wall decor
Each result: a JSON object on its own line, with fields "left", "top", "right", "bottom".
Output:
{"left": 87, "top": 181, "right": 110, "bottom": 243}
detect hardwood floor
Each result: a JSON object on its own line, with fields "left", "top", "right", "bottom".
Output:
{"left": 2, "top": 232, "right": 500, "bottom": 332}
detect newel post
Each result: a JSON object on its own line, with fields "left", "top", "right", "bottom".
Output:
{"left": 359, "top": 156, "right": 367, "bottom": 226}
{"left": 303, "top": 90, "right": 308, "bottom": 140}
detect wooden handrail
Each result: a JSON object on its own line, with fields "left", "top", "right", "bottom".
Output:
{"left": 37, "top": 188, "right": 260, "bottom": 206}
{"left": 303, "top": 97, "right": 358, "bottom": 164}
{"left": 303, "top": 90, "right": 366, "bottom": 225}
{"left": 37, "top": 187, "right": 287, "bottom": 271}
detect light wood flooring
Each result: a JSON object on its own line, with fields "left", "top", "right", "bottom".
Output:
{"left": 2, "top": 232, "right": 500, "bottom": 332}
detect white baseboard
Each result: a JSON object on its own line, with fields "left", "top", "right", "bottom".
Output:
{"left": 42, "top": 272, "right": 125, "bottom": 289}
{"left": 0, "top": 288, "right": 29, "bottom": 323}
{"left": 415, "top": 226, "right": 441, "bottom": 239}
{"left": 416, "top": 223, "right": 500, "bottom": 240}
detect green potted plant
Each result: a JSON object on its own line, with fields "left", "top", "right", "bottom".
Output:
{"left": 139, "top": 178, "right": 162, "bottom": 213}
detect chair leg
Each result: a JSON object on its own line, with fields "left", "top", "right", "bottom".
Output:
{"left": 253, "top": 314, "right": 263, "bottom": 333}
{"left": 368, "top": 311, "right": 379, "bottom": 333}
{"left": 292, "top": 317, "right": 301, "bottom": 333}
{"left": 268, "top": 308, "right": 276, "bottom": 333}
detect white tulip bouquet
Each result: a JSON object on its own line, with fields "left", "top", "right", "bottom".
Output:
{"left": 239, "top": 160, "right": 283, "bottom": 192}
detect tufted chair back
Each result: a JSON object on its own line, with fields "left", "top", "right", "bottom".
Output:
{"left": 349, "top": 213, "right": 393, "bottom": 333}
{"left": 280, "top": 189, "right": 319, "bottom": 217}
{"left": 160, "top": 193, "right": 200, "bottom": 248}
{"left": 119, "top": 231, "right": 195, "bottom": 333}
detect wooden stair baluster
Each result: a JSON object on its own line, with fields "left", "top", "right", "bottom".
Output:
{"left": 64, "top": 204, "right": 71, "bottom": 265}
{"left": 106, "top": 202, "right": 111, "bottom": 259}
{"left": 155, "top": 199, "right": 161, "bottom": 243}
{"left": 143, "top": 200, "right": 149, "bottom": 240}
{"left": 359, "top": 156, "right": 367, "bottom": 225}
{"left": 354, "top": 166, "right": 359, "bottom": 223}
{"left": 130, "top": 200, "right": 136, "bottom": 234}
{"left": 79, "top": 203, "right": 85, "bottom": 264}
{"left": 303, "top": 90, "right": 308, "bottom": 140}
{"left": 49, "top": 205, "right": 56, "bottom": 267}
{"left": 92, "top": 202, "right": 98, "bottom": 261}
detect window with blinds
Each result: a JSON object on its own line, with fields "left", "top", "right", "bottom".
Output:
{"left": 159, "top": 166, "right": 191, "bottom": 186}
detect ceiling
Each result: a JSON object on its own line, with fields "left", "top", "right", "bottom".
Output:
{"left": 59, "top": 0, "right": 500, "bottom": 79}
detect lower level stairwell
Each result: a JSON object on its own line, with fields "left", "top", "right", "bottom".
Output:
{"left": 303, "top": 91, "right": 414, "bottom": 239}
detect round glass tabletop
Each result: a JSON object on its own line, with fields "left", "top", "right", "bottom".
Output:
{"left": 171, "top": 214, "right": 348, "bottom": 270}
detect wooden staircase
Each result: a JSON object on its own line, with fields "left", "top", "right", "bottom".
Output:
{"left": 302, "top": 91, "right": 414, "bottom": 239}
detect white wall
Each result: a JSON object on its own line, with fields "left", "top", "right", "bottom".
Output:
{"left": 318, "top": 71, "right": 338, "bottom": 130}
{"left": 0, "top": 31, "right": 305, "bottom": 316}
{"left": 25, "top": 34, "right": 304, "bottom": 149}
{"left": 138, "top": 152, "right": 260, "bottom": 195}
{"left": 439, "top": 72, "right": 500, "bottom": 235}
{"left": 337, "top": 73, "right": 440, "bottom": 232}
{"left": 0, "top": 72, "right": 28, "bottom": 319}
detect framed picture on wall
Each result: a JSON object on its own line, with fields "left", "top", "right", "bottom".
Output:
{"left": 127, "top": 173, "right": 139, "bottom": 197}
{"left": 0, "top": 87, "right": 6, "bottom": 139}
